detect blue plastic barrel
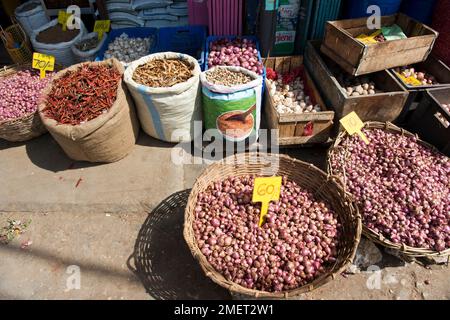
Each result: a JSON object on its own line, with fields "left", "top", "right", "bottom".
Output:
{"left": 401, "top": 0, "right": 437, "bottom": 24}
{"left": 346, "top": 0, "right": 403, "bottom": 18}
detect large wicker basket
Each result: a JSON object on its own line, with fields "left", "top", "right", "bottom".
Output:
{"left": 0, "top": 63, "right": 48, "bottom": 142}
{"left": 327, "top": 121, "right": 450, "bottom": 259}
{"left": 184, "top": 152, "right": 362, "bottom": 299}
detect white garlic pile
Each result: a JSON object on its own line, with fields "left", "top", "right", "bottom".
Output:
{"left": 104, "top": 33, "right": 153, "bottom": 64}
{"left": 268, "top": 76, "right": 321, "bottom": 114}
{"left": 345, "top": 82, "right": 376, "bottom": 96}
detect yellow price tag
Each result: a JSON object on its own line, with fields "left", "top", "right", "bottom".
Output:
{"left": 94, "top": 20, "right": 110, "bottom": 40}
{"left": 32, "top": 52, "right": 55, "bottom": 79}
{"left": 58, "top": 11, "right": 68, "bottom": 31}
{"left": 252, "top": 176, "right": 282, "bottom": 227}
{"left": 339, "top": 111, "right": 369, "bottom": 144}
{"left": 340, "top": 112, "right": 369, "bottom": 144}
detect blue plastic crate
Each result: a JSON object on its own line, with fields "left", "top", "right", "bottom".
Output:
{"left": 95, "top": 27, "right": 158, "bottom": 62}
{"left": 155, "top": 25, "right": 207, "bottom": 70}
{"left": 205, "top": 35, "right": 266, "bottom": 98}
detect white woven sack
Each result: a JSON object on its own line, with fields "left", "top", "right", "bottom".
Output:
{"left": 71, "top": 32, "right": 107, "bottom": 63}
{"left": 14, "top": 1, "right": 49, "bottom": 37}
{"left": 124, "top": 52, "right": 201, "bottom": 143}
{"left": 31, "top": 19, "right": 87, "bottom": 67}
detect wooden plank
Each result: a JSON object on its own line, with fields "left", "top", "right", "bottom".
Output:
{"left": 294, "top": 120, "right": 332, "bottom": 138}
{"left": 305, "top": 40, "right": 409, "bottom": 134}
{"left": 320, "top": 43, "right": 358, "bottom": 75}
{"left": 322, "top": 23, "right": 363, "bottom": 66}
{"left": 365, "top": 35, "right": 436, "bottom": 57}
{"left": 305, "top": 41, "right": 346, "bottom": 109}
{"left": 278, "top": 124, "right": 332, "bottom": 145}
{"left": 357, "top": 46, "right": 432, "bottom": 75}
{"left": 263, "top": 55, "right": 334, "bottom": 145}
{"left": 322, "top": 13, "right": 438, "bottom": 76}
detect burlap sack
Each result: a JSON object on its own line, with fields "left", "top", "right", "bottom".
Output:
{"left": 38, "top": 59, "right": 139, "bottom": 163}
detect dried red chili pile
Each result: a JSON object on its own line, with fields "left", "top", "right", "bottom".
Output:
{"left": 42, "top": 64, "right": 121, "bottom": 125}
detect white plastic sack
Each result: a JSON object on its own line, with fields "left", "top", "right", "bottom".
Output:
{"left": 124, "top": 52, "right": 201, "bottom": 142}
{"left": 31, "top": 19, "right": 86, "bottom": 67}
{"left": 168, "top": 3, "right": 188, "bottom": 16}
{"left": 200, "top": 66, "right": 262, "bottom": 143}
{"left": 71, "top": 32, "right": 107, "bottom": 63}
{"left": 14, "top": 0, "right": 49, "bottom": 37}
{"left": 132, "top": 0, "right": 173, "bottom": 10}
{"left": 138, "top": 11, "right": 178, "bottom": 21}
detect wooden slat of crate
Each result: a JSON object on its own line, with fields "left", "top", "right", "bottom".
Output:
{"left": 320, "top": 13, "right": 438, "bottom": 76}
{"left": 263, "top": 55, "right": 334, "bottom": 146}
{"left": 305, "top": 41, "right": 409, "bottom": 135}
{"left": 408, "top": 88, "right": 450, "bottom": 155}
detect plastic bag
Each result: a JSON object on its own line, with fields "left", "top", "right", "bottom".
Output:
{"left": 124, "top": 52, "right": 201, "bottom": 142}
{"left": 14, "top": 0, "right": 49, "bottom": 37}
{"left": 71, "top": 32, "right": 107, "bottom": 63}
{"left": 31, "top": 19, "right": 86, "bottom": 67}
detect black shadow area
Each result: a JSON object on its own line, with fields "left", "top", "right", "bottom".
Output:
{"left": 130, "top": 189, "right": 231, "bottom": 300}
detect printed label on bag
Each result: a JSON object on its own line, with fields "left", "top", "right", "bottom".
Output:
{"left": 32, "top": 52, "right": 55, "bottom": 78}
{"left": 253, "top": 176, "right": 282, "bottom": 227}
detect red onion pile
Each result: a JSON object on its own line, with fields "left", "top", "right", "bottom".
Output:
{"left": 193, "top": 175, "right": 341, "bottom": 292}
{"left": 207, "top": 38, "right": 264, "bottom": 75}
{"left": 0, "top": 70, "right": 52, "bottom": 121}
{"left": 330, "top": 129, "right": 450, "bottom": 252}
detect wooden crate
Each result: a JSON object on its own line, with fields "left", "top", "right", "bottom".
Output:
{"left": 389, "top": 55, "right": 450, "bottom": 124}
{"left": 305, "top": 41, "right": 409, "bottom": 136}
{"left": 407, "top": 88, "right": 450, "bottom": 156}
{"left": 321, "top": 13, "right": 438, "bottom": 76}
{"left": 263, "top": 56, "right": 334, "bottom": 146}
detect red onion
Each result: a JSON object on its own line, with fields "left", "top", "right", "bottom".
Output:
{"left": 0, "top": 69, "right": 53, "bottom": 121}
{"left": 207, "top": 38, "right": 264, "bottom": 75}
{"left": 193, "top": 175, "right": 341, "bottom": 292}
{"left": 330, "top": 128, "right": 450, "bottom": 252}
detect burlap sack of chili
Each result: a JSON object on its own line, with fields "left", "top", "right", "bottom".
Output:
{"left": 38, "top": 59, "right": 139, "bottom": 163}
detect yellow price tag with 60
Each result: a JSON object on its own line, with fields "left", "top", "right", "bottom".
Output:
{"left": 340, "top": 111, "right": 369, "bottom": 144}
{"left": 252, "top": 176, "right": 282, "bottom": 227}
{"left": 32, "top": 52, "right": 55, "bottom": 78}
{"left": 94, "top": 20, "right": 110, "bottom": 40}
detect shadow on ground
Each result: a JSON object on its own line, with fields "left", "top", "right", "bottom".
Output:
{"left": 130, "top": 189, "right": 231, "bottom": 300}
{"left": 3, "top": 132, "right": 175, "bottom": 173}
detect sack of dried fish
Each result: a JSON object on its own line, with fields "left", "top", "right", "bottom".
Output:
{"left": 124, "top": 52, "right": 201, "bottom": 143}
{"left": 200, "top": 66, "right": 262, "bottom": 143}
{"left": 72, "top": 32, "right": 106, "bottom": 63}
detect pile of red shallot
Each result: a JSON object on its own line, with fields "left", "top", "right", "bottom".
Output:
{"left": 207, "top": 38, "right": 264, "bottom": 75}
{"left": 329, "top": 129, "right": 450, "bottom": 252}
{"left": 0, "top": 70, "right": 53, "bottom": 122}
{"left": 193, "top": 175, "right": 341, "bottom": 292}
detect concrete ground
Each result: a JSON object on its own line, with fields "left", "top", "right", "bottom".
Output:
{"left": 0, "top": 133, "right": 448, "bottom": 300}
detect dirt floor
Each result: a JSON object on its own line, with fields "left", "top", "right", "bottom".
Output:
{"left": 0, "top": 133, "right": 448, "bottom": 300}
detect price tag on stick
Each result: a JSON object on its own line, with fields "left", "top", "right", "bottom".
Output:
{"left": 252, "top": 177, "right": 282, "bottom": 227}
{"left": 58, "top": 11, "right": 68, "bottom": 31}
{"left": 340, "top": 111, "right": 369, "bottom": 144}
{"left": 94, "top": 20, "right": 110, "bottom": 40}
{"left": 32, "top": 52, "right": 55, "bottom": 79}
